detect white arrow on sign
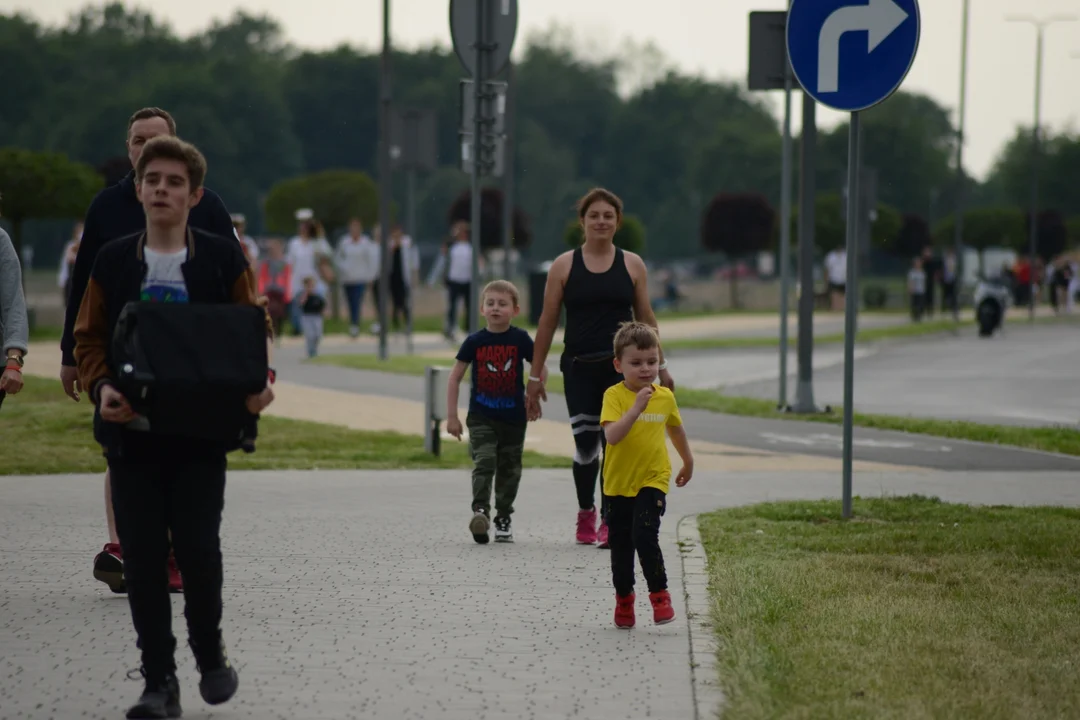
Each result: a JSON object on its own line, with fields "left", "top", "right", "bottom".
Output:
{"left": 817, "top": 0, "right": 909, "bottom": 94}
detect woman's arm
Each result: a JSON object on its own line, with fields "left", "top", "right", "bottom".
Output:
{"left": 627, "top": 252, "right": 674, "bottom": 389}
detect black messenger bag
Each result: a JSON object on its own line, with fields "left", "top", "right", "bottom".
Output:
{"left": 111, "top": 301, "right": 268, "bottom": 443}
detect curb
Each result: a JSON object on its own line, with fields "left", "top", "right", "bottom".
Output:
{"left": 677, "top": 514, "right": 725, "bottom": 719}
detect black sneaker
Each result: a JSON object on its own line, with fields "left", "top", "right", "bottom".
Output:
{"left": 469, "top": 509, "right": 491, "bottom": 544}
{"left": 191, "top": 639, "right": 239, "bottom": 706}
{"left": 125, "top": 668, "right": 181, "bottom": 719}
{"left": 493, "top": 515, "right": 513, "bottom": 543}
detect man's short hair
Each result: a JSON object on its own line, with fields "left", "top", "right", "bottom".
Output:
{"left": 135, "top": 136, "right": 207, "bottom": 191}
{"left": 127, "top": 107, "right": 177, "bottom": 136}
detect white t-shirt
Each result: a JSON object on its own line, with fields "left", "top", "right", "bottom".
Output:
{"left": 825, "top": 250, "right": 847, "bottom": 285}
{"left": 335, "top": 235, "right": 380, "bottom": 284}
{"left": 141, "top": 247, "right": 189, "bottom": 303}
{"left": 286, "top": 236, "right": 333, "bottom": 295}
{"left": 447, "top": 241, "right": 473, "bottom": 284}
{"left": 240, "top": 234, "right": 260, "bottom": 265}
{"left": 908, "top": 268, "right": 927, "bottom": 295}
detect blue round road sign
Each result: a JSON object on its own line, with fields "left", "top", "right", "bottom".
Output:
{"left": 786, "top": 0, "right": 920, "bottom": 112}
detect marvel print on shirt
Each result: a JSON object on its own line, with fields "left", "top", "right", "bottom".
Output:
{"left": 456, "top": 327, "right": 534, "bottom": 426}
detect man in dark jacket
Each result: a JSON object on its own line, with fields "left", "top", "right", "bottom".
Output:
{"left": 74, "top": 135, "right": 273, "bottom": 719}
{"left": 59, "top": 107, "right": 236, "bottom": 595}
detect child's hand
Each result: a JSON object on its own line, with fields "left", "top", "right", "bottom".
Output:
{"left": 632, "top": 385, "right": 654, "bottom": 412}
{"left": 447, "top": 416, "right": 463, "bottom": 440}
{"left": 527, "top": 398, "right": 542, "bottom": 422}
{"left": 674, "top": 461, "right": 693, "bottom": 487}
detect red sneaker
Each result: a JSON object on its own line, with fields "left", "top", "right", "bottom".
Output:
{"left": 93, "top": 543, "right": 126, "bottom": 593}
{"left": 650, "top": 590, "right": 675, "bottom": 625}
{"left": 614, "top": 593, "right": 635, "bottom": 629}
{"left": 576, "top": 508, "right": 598, "bottom": 545}
{"left": 596, "top": 521, "right": 610, "bottom": 549}
{"left": 167, "top": 552, "right": 183, "bottom": 594}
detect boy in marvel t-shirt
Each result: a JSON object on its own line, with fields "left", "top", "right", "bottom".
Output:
{"left": 446, "top": 280, "right": 546, "bottom": 544}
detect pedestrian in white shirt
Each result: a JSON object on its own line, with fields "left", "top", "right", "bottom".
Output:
{"left": 285, "top": 211, "right": 332, "bottom": 335}
{"left": 231, "top": 214, "right": 260, "bottom": 267}
{"left": 824, "top": 248, "right": 847, "bottom": 311}
{"left": 445, "top": 221, "right": 475, "bottom": 339}
{"left": 335, "top": 218, "right": 380, "bottom": 337}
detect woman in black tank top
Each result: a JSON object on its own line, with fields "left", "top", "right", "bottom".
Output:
{"left": 526, "top": 188, "right": 675, "bottom": 547}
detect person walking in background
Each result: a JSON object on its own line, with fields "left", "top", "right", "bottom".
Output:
{"left": 258, "top": 238, "right": 292, "bottom": 340}
{"left": 298, "top": 275, "right": 327, "bottom": 358}
{"left": 335, "top": 218, "right": 379, "bottom": 338}
{"left": 908, "top": 256, "right": 927, "bottom": 322}
{"left": 920, "top": 246, "right": 941, "bottom": 317}
{"left": 445, "top": 221, "right": 474, "bottom": 339}
{"left": 824, "top": 247, "right": 846, "bottom": 311}
{"left": 601, "top": 322, "right": 691, "bottom": 629}
{"left": 388, "top": 224, "right": 415, "bottom": 331}
{"left": 58, "top": 107, "right": 236, "bottom": 596}
{"left": 58, "top": 222, "right": 83, "bottom": 307}
{"left": 525, "top": 188, "right": 675, "bottom": 548}
{"left": 231, "top": 214, "right": 259, "bottom": 267}
{"left": 941, "top": 248, "right": 958, "bottom": 315}
{"left": 1, "top": 211, "right": 29, "bottom": 403}
{"left": 285, "top": 210, "right": 332, "bottom": 336}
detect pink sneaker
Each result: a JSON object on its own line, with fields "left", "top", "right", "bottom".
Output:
{"left": 576, "top": 508, "right": 598, "bottom": 544}
{"left": 596, "top": 521, "right": 610, "bottom": 549}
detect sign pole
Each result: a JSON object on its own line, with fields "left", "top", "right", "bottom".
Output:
{"left": 841, "top": 111, "right": 862, "bottom": 519}
{"left": 468, "top": 0, "right": 486, "bottom": 335}
{"left": 792, "top": 92, "right": 818, "bottom": 414}
{"left": 777, "top": 34, "right": 794, "bottom": 410}
{"left": 377, "top": 0, "right": 393, "bottom": 361}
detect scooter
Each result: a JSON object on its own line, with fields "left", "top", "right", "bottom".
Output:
{"left": 974, "top": 275, "right": 1012, "bottom": 337}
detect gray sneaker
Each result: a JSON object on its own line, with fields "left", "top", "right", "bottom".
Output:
{"left": 493, "top": 515, "right": 513, "bottom": 543}
{"left": 469, "top": 510, "right": 490, "bottom": 544}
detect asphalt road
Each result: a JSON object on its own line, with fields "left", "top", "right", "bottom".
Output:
{"left": 275, "top": 341, "right": 1080, "bottom": 473}
{"left": 723, "top": 322, "right": 1080, "bottom": 428}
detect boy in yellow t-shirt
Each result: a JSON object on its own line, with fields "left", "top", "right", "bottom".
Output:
{"left": 600, "top": 321, "right": 694, "bottom": 629}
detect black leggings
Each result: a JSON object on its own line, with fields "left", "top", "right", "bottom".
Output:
{"left": 608, "top": 488, "right": 668, "bottom": 597}
{"left": 110, "top": 451, "right": 227, "bottom": 675}
{"left": 561, "top": 352, "right": 623, "bottom": 514}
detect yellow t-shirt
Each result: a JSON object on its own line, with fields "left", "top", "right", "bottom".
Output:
{"left": 600, "top": 382, "right": 683, "bottom": 497}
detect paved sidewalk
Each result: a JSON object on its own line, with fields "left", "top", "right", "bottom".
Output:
{"left": 3, "top": 468, "right": 1079, "bottom": 719}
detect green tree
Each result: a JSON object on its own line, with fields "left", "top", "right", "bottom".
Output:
{"left": 563, "top": 214, "right": 646, "bottom": 254}
{"left": 982, "top": 129, "right": 1080, "bottom": 217}
{"left": 932, "top": 207, "right": 1027, "bottom": 252}
{"left": 815, "top": 91, "right": 957, "bottom": 214}
{"left": 0, "top": 147, "right": 102, "bottom": 261}
{"left": 263, "top": 170, "right": 380, "bottom": 237}
{"left": 786, "top": 193, "right": 901, "bottom": 253}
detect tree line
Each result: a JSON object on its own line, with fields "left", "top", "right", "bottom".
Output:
{"left": 2, "top": 2, "right": 1078, "bottom": 268}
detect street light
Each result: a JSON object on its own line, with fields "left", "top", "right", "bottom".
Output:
{"left": 951, "top": 0, "right": 969, "bottom": 325}
{"left": 1005, "top": 14, "right": 1077, "bottom": 323}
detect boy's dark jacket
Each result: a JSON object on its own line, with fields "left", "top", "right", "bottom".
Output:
{"left": 60, "top": 171, "right": 234, "bottom": 367}
{"left": 73, "top": 228, "right": 272, "bottom": 457}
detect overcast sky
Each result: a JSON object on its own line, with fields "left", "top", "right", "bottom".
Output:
{"left": 12, "top": 0, "right": 1080, "bottom": 179}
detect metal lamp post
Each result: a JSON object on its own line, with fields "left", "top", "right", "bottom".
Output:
{"left": 1005, "top": 14, "right": 1076, "bottom": 323}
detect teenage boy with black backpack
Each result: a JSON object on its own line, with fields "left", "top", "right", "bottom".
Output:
{"left": 74, "top": 135, "right": 274, "bottom": 719}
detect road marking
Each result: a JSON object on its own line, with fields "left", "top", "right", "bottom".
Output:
{"left": 761, "top": 431, "right": 951, "bottom": 453}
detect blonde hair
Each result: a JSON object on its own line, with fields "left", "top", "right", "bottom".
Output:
{"left": 613, "top": 321, "right": 659, "bottom": 359}
{"left": 482, "top": 279, "right": 520, "bottom": 307}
